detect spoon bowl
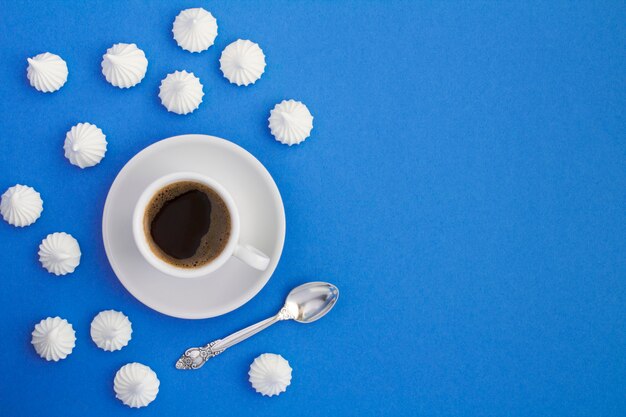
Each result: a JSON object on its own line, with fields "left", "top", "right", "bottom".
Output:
{"left": 285, "top": 281, "right": 339, "bottom": 323}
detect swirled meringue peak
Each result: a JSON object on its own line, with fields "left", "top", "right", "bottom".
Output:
{"left": 158, "top": 70, "right": 204, "bottom": 115}
{"left": 114, "top": 363, "right": 160, "bottom": 408}
{"left": 64, "top": 122, "right": 108, "bottom": 168}
{"left": 27, "top": 52, "right": 68, "bottom": 93}
{"left": 90, "top": 310, "right": 132, "bottom": 352}
{"left": 249, "top": 353, "right": 293, "bottom": 397}
{"left": 219, "top": 39, "right": 266, "bottom": 86}
{"left": 268, "top": 99, "right": 314, "bottom": 146}
{"left": 172, "top": 8, "right": 218, "bottom": 53}
{"left": 1, "top": 184, "right": 43, "bottom": 227}
{"left": 101, "top": 43, "right": 148, "bottom": 88}
{"left": 31, "top": 317, "right": 76, "bottom": 361}
{"left": 38, "top": 232, "right": 81, "bottom": 276}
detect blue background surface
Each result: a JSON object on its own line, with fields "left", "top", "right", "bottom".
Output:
{"left": 0, "top": 1, "right": 624, "bottom": 416}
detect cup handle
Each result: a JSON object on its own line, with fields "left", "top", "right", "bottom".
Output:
{"left": 233, "top": 244, "right": 270, "bottom": 271}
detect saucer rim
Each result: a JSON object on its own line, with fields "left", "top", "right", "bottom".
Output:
{"left": 102, "top": 134, "right": 286, "bottom": 319}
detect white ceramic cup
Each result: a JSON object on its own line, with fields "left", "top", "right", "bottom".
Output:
{"left": 132, "top": 172, "right": 270, "bottom": 278}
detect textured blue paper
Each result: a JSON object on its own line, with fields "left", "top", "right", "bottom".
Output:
{"left": 0, "top": 1, "right": 624, "bottom": 416}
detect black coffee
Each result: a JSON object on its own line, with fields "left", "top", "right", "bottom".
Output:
{"left": 144, "top": 181, "right": 231, "bottom": 268}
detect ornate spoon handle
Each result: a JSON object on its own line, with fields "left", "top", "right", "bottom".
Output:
{"left": 175, "top": 306, "right": 295, "bottom": 370}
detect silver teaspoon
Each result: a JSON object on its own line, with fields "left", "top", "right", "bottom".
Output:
{"left": 175, "top": 281, "right": 339, "bottom": 370}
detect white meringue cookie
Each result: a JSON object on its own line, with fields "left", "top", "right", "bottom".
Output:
{"left": 26, "top": 52, "right": 68, "bottom": 93}
{"left": 172, "top": 8, "right": 218, "bottom": 53}
{"left": 219, "top": 39, "right": 266, "bottom": 86}
{"left": 158, "top": 70, "right": 204, "bottom": 115}
{"left": 63, "top": 122, "right": 107, "bottom": 168}
{"left": 31, "top": 317, "right": 76, "bottom": 361}
{"left": 0, "top": 184, "right": 43, "bottom": 227}
{"left": 114, "top": 363, "right": 160, "bottom": 408}
{"left": 38, "top": 232, "right": 81, "bottom": 276}
{"left": 90, "top": 310, "right": 132, "bottom": 352}
{"left": 268, "top": 99, "right": 314, "bottom": 146}
{"left": 101, "top": 43, "right": 148, "bottom": 88}
{"left": 248, "top": 353, "right": 292, "bottom": 397}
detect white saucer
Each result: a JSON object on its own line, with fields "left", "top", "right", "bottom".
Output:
{"left": 102, "top": 135, "right": 285, "bottom": 319}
